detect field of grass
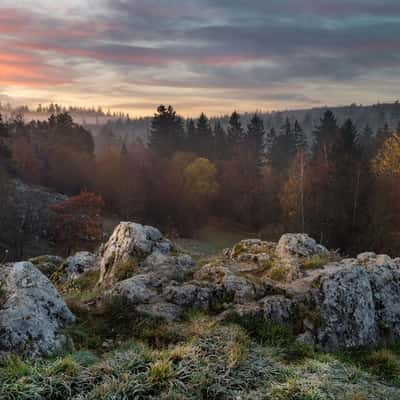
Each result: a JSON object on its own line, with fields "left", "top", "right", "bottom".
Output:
{"left": 2, "top": 309, "right": 400, "bottom": 400}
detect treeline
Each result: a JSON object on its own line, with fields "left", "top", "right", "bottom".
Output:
{"left": 1, "top": 105, "right": 400, "bottom": 256}
{"left": 0, "top": 102, "right": 130, "bottom": 120}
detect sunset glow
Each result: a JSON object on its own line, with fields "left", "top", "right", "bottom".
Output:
{"left": 1, "top": 0, "right": 400, "bottom": 116}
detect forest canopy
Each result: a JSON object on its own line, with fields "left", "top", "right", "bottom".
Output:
{"left": 1, "top": 105, "right": 400, "bottom": 257}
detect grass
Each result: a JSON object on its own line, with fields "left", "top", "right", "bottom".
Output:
{"left": 269, "top": 265, "right": 290, "bottom": 281}
{"left": 111, "top": 258, "right": 138, "bottom": 282}
{"left": 336, "top": 345, "right": 400, "bottom": 386}
{"left": 301, "top": 254, "right": 339, "bottom": 270}
{"left": 1, "top": 315, "right": 400, "bottom": 400}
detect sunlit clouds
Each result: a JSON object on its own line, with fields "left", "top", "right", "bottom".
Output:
{"left": 1, "top": 0, "right": 400, "bottom": 116}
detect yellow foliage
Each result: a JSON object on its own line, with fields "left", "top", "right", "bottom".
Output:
{"left": 184, "top": 157, "right": 219, "bottom": 197}
{"left": 373, "top": 133, "right": 400, "bottom": 177}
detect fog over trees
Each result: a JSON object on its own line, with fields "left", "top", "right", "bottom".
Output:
{"left": 2, "top": 103, "right": 400, "bottom": 257}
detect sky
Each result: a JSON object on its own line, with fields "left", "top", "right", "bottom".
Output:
{"left": 1, "top": 0, "right": 400, "bottom": 117}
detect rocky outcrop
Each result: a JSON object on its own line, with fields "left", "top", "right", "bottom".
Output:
{"left": 311, "top": 254, "right": 400, "bottom": 350}
{"left": 316, "top": 264, "right": 379, "bottom": 349}
{"left": 275, "top": 233, "right": 329, "bottom": 281}
{"left": 224, "top": 239, "right": 275, "bottom": 266}
{"left": 55, "top": 251, "right": 98, "bottom": 283}
{"left": 80, "top": 223, "right": 400, "bottom": 349}
{"left": 0, "top": 262, "right": 75, "bottom": 357}
{"left": 12, "top": 179, "right": 67, "bottom": 239}
{"left": 97, "top": 222, "right": 173, "bottom": 287}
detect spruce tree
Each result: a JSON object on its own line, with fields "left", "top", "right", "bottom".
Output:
{"left": 226, "top": 111, "right": 244, "bottom": 157}
{"left": 196, "top": 113, "right": 213, "bottom": 158}
{"left": 293, "top": 120, "right": 307, "bottom": 151}
{"left": 312, "top": 110, "right": 339, "bottom": 163}
{"left": 246, "top": 113, "right": 265, "bottom": 168}
{"left": 149, "top": 105, "right": 184, "bottom": 157}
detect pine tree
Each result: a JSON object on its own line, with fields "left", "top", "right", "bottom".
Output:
{"left": 312, "top": 110, "right": 339, "bottom": 165}
{"left": 246, "top": 113, "right": 265, "bottom": 168}
{"left": 195, "top": 113, "right": 213, "bottom": 158}
{"left": 336, "top": 118, "right": 358, "bottom": 157}
{"left": 293, "top": 120, "right": 307, "bottom": 151}
{"left": 226, "top": 111, "right": 244, "bottom": 157}
{"left": 149, "top": 105, "right": 184, "bottom": 157}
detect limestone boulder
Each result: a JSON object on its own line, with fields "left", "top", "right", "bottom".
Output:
{"left": 97, "top": 222, "right": 173, "bottom": 286}
{"left": 0, "top": 262, "right": 75, "bottom": 357}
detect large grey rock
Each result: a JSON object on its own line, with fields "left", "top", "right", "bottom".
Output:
{"left": 222, "top": 274, "right": 259, "bottom": 304}
{"left": 195, "top": 262, "right": 263, "bottom": 304}
{"left": 261, "top": 295, "right": 295, "bottom": 324}
{"left": 108, "top": 274, "right": 160, "bottom": 305}
{"left": 97, "top": 222, "right": 173, "bottom": 287}
{"left": 164, "top": 283, "right": 214, "bottom": 309}
{"left": 360, "top": 253, "right": 400, "bottom": 338}
{"left": 275, "top": 233, "right": 329, "bottom": 281}
{"left": 0, "top": 262, "right": 75, "bottom": 357}
{"left": 276, "top": 233, "right": 328, "bottom": 260}
{"left": 141, "top": 252, "right": 195, "bottom": 282}
{"left": 316, "top": 264, "right": 379, "bottom": 350}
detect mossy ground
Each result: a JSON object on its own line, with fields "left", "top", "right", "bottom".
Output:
{"left": 2, "top": 308, "right": 400, "bottom": 400}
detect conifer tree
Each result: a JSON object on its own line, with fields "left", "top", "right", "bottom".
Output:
{"left": 226, "top": 111, "right": 244, "bottom": 157}
{"left": 246, "top": 113, "right": 265, "bottom": 168}
{"left": 312, "top": 110, "right": 339, "bottom": 165}
{"left": 195, "top": 112, "right": 213, "bottom": 158}
{"left": 149, "top": 105, "right": 184, "bottom": 157}
{"left": 293, "top": 120, "right": 307, "bottom": 151}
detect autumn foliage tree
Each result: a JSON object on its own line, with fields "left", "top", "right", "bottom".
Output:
{"left": 51, "top": 191, "right": 104, "bottom": 255}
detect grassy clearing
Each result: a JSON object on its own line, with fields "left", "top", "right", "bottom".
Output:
{"left": 1, "top": 312, "right": 400, "bottom": 399}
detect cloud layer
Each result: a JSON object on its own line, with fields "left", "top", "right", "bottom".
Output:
{"left": 1, "top": 0, "right": 400, "bottom": 116}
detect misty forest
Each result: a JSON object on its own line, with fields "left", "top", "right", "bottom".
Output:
{"left": 3, "top": 1, "right": 400, "bottom": 399}
{"left": 1, "top": 103, "right": 400, "bottom": 259}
